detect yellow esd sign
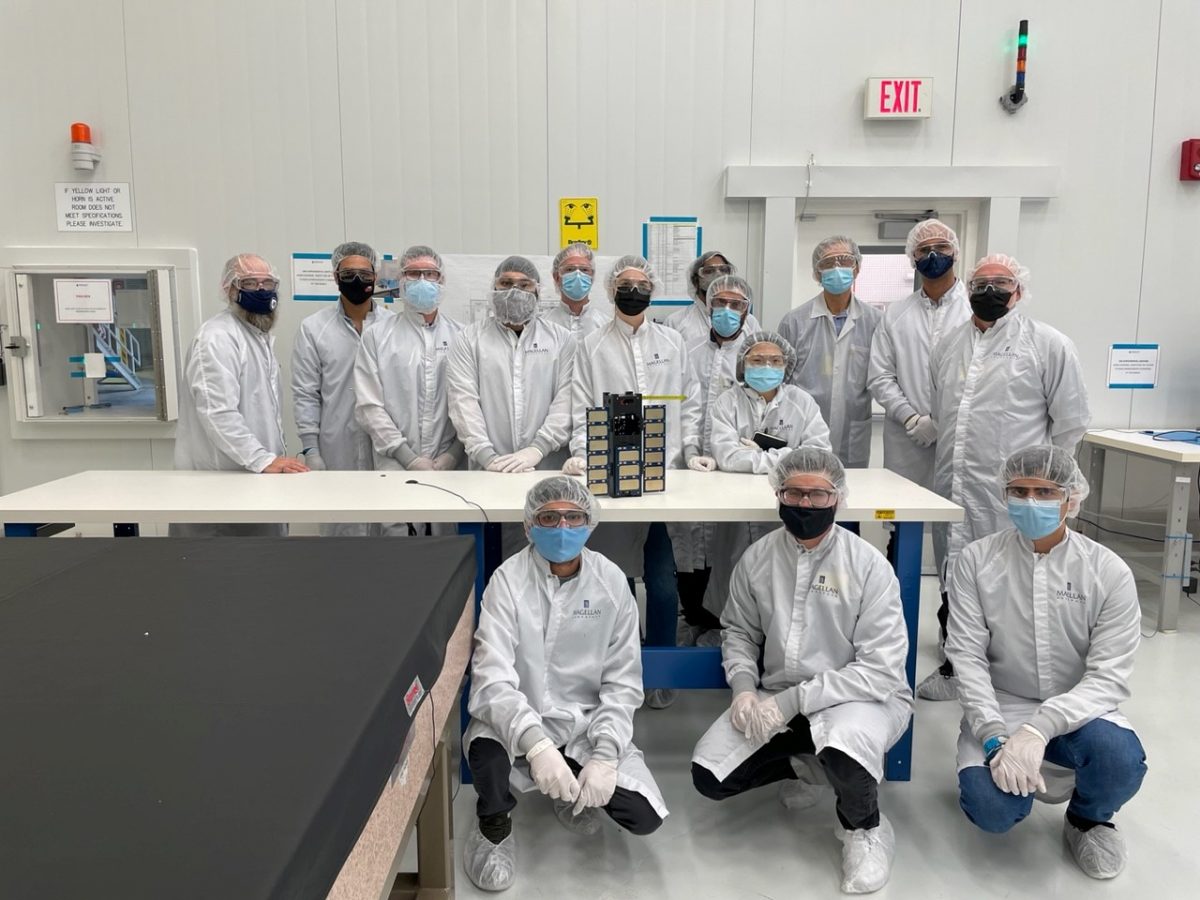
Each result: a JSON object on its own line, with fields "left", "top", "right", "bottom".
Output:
{"left": 559, "top": 197, "right": 599, "bottom": 250}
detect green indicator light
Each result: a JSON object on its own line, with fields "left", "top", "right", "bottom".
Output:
{"left": 1018, "top": 34, "right": 1028, "bottom": 47}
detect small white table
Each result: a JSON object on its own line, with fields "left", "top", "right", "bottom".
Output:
{"left": 0, "top": 468, "right": 961, "bottom": 781}
{"left": 1080, "top": 429, "right": 1200, "bottom": 632}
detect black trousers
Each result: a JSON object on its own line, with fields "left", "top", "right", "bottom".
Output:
{"left": 677, "top": 568, "right": 722, "bottom": 630}
{"left": 467, "top": 738, "right": 663, "bottom": 836}
{"left": 691, "top": 713, "right": 880, "bottom": 830}
{"left": 935, "top": 589, "right": 954, "bottom": 676}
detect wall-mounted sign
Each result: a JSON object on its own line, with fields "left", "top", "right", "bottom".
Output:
{"left": 864, "top": 78, "right": 932, "bottom": 119}
{"left": 559, "top": 197, "right": 599, "bottom": 249}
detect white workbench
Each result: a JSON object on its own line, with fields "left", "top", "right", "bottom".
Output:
{"left": 0, "top": 468, "right": 962, "bottom": 525}
{"left": 1080, "top": 429, "right": 1200, "bottom": 632}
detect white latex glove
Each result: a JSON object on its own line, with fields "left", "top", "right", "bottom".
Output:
{"left": 432, "top": 452, "right": 457, "bottom": 471}
{"left": 990, "top": 724, "right": 1047, "bottom": 797}
{"left": 526, "top": 739, "right": 580, "bottom": 802}
{"left": 407, "top": 456, "right": 436, "bottom": 471}
{"left": 485, "top": 457, "right": 507, "bottom": 472}
{"left": 496, "top": 446, "right": 543, "bottom": 473}
{"left": 687, "top": 455, "right": 717, "bottom": 472}
{"left": 572, "top": 758, "right": 618, "bottom": 814}
{"left": 562, "top": 457, "right": 587, "bottom": 476}
{"left": 304, "top": 451, "right": 326, "bottom": 471}
{"left": 746, "top": 695, "right": 787, "bottom": 746}
{"left": 739, "top": 437, "right": 759, "bottom": 449}
{"left": 905, "top": 414, "right": 937, "bottom": 448}
{"left": 730, "top": 691, "right": 759, "bottom": 735}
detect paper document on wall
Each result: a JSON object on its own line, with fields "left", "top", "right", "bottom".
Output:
{"left": 291, "top": 253, "right": 339, "bottom": 301}
{"left": 53, "top": 279, "right": 114, "bottom": 324}
{"left": 642, "top": 217, "right": 700, "bottom": 301}
{"left": 1107, "top": 344, "right": 1159, "bottom": 389}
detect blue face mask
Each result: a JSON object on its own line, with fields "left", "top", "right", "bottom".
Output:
{"left": 1007, "top": 498, "right": 1064, "bottom": 540}
{"left": 744, "top": 366, "right": 785, "bottom": 393}
{"left": 404, "top": 278, "right": 440, "bottom": 311}
{"left": 819, "top": 266, "right": 855, "bottom": 295}
{"left": 560, "top": 270, "right": 592, "bottom": 301}
{"left": 530, "top": 524, "right": 593, "bottom": 563}
{"left": 915, "top": 251, "right": 955, "bottom": 280}
{"left": 711, "top": 307, "right": 743, "bottom": 337}
{"left": 236, "top": 288, "right": 278, "bottom": 314}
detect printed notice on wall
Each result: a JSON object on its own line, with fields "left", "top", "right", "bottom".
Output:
{"left": 291, "top": 253, "right": 339, "bottom": 301}
{"left": 53, "top": 279, "right": 114, "bottom": 324}
{"left": 55, "top": 183, "right": 132, "bottom": 232}
{"left": 642, "top": 217, "right": 701, "bottom": 302}
{"left": 1107, "top": 343, "right": 1159, "bottom": 389}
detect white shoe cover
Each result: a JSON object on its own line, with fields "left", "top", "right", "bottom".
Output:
{"left": 779, "top": 754, "right": 831, "bottom": 810}
{"left": 916, "top": 669, "right": 960, "bottom": 701}
{"left": 554, "top": 799, "right": 602, "bottom": 836}
{"left": 836, "top": 814, "right": 895, "bottom": 894}
{"left": 644, "top": 688, "right": 677, "bottom": 709}
{"left": 1064, "top": 817, "right": 1127, "bottom": 879}
{"left": 463, "top": 820, "right": 516, "bottom": 892}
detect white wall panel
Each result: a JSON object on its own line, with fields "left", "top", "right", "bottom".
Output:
{"left": 338, "top": 0, "right": 549, "bottom": 255}
{"left": 546, "top": 1, "right": 756, "bottom": 272}
{"left": 750, "top": 0, "right": 961, "bottom": 168}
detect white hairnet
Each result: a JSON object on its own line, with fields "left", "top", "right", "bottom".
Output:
{"left": 220, "top": 253, "right": 278, "bottom": 295}
{"left": 705, "top": 273, "right": 754, "bottom": 309}
{"left": 1000, "top": 444, "right": 1090, "bottom": 517}
{"left": 605, "top": 254, "right": 659, "bottom": 296}
{"left": 523, "top": 475, "right": 598, "bottom": 526}
{"left": 769, "top": 446, "right": 847, "bottom": 498}
{"left": 737, "top": 330, "right": 797, "bottom": 383}
{"left": 969, "top": 253, "right": 1030, "bottom": 295}
{"left": 400, "top": 244, "right": 443, "bottom": 270}
{"left": 553, "top": 242, "right": 594, "bottom": 274}
{"left": 331, "top": 241, "right": 378, "bottom": 271}
{"left": 687, "top": 250, "right": 737, "bottom": 302}
{"left": 494, "top": 255, "right": 541, "bottom": 284}
{"left": 905, "top": 219, "right": 960, "bottom": 264}
{"left": 811, "top": 236, "right": 862, "bottom": 271}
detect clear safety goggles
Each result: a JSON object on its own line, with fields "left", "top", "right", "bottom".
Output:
{"left": 534, "top": 509, "right": 590, "bottom": 527}
{"left": 1005, "top": 485, "right": 1066, "bottom": 501}
{"left": 496, "top": 277, "right": 538, "bottom": 292}
{"left": 710, "top": 295, "right": 749, "bottom": 313}
{"left": 815, "top": 254, "right": 858, "bottom": 271}
{"left": 777, "top": 487, "right": 837, "bottom": 508}
{"left": 402, "top": 268, "right": 442, "bottom": 281}
{"left": 615, "top": 280, "right": 652, "bottom": 296}
{"left": 234, "top": 276, "right": 279, "bottom": 291}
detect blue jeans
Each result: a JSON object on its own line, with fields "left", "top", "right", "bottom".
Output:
{"left": 959, "top": 718, "right": 1147, "bottom": 833}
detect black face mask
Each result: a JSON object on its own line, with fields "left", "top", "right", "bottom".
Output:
{"left": 779, "top": 503, "right": 837, "bottom": 541}
{"left": 969, "top": 286, "right": 1013, "bottom": 322}
{"left": 615, "top": 288, "right": 651, "bottom": 317}
{"left": 338, "top": 277, "right": 375, "bottom": 305}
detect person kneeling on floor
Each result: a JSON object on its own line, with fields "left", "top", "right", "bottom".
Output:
{"left": 946, "top": 444, "right": 1146, "bottom": 880}
{"left": 463, "top": 476, "right": 667, "bottom": 892}
{"left": 691, "top": 447, "right": 913, "bottom": 894}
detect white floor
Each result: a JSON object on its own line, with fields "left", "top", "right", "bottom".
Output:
{"left": 441, "top": 573, "right": 1200, "bottom": 899}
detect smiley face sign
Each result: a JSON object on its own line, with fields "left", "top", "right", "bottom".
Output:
{"left": 559, "top": 197, "right": 599, "bottom": 249}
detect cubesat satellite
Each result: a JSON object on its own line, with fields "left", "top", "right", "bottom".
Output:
{"left": 584, "top": 392, "right": 666, "bottom": 497}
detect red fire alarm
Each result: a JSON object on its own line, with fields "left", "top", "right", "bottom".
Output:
{"left": 1180, "top": 140, "right": 1200, "bottom": 180}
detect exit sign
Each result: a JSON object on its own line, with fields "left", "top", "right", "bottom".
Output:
{"left": 864, "top": 77, "right": 933, "bottom": 119}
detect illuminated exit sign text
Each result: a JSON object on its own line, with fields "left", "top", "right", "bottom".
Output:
{"left": 864, "top": 77, "right": 933, "bottom": 119}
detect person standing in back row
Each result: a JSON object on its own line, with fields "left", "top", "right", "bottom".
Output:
{"left": 778, "top": 236, "right": 880, "bottom": 468}
{"left": 918, "top": 253, "right": 1090, "bottom": 701}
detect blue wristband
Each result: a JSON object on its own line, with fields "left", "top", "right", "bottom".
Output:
{"left": 983, "top": 735, "right": 1008, "bottom": 762}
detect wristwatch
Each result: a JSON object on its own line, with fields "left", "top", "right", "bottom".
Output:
{"left": 983, "top": 735, "right": 1008, "bottom": 763}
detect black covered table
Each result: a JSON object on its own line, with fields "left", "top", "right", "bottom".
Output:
{"left": 0, "top": 536, "right": 475, "bottom": 900}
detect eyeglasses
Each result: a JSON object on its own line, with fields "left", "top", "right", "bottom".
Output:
{"left": 402, "top": 268, "right": 442, "bottom": 281}
{"left": 234, "top": 277, "right": 279, "bottom": 291}
{"left": 559, "top": 263, "right": 594, "bottom": 276}
{"left": 745, "top": 354, "right": 786, "bottom": 369}
{"left": 710, "top": 296, "right": 749, "bottom": 313}
{"left": 615, "top": 280, "right": 652, "bottom": 296}
{"left": 698, "top": 263, "right": 734, "bottom": 278}
{"left": 534, "top": 509, "right": 590, "bottom": 527}
{"left": 1005, "top": 485, "right": 1066, "bottom": 501}
{"left": 496, "top": 277, "right": 538, "bottom": 292}
{"left": 777, "top": 487, "right": 837, "bottom": 508}
{"left": 815, "top": 254, "right": 858, "bottom": 271}
{"left": 337, "top": 268, "right": 374, "bottom": 283}
{"left": 914, "top": 242, "right": 954, "bottom": 259}
{"left": 969, "top": 277, "right": 1017, "bottom": 293}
